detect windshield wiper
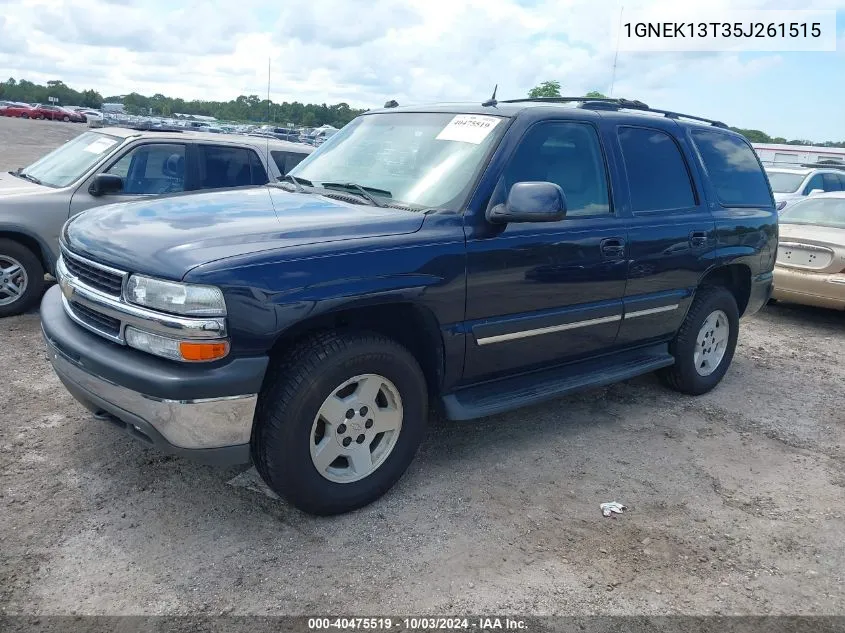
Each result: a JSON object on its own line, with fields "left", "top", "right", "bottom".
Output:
{"left": 277, "top": 173, "right": 312, "bottom": 192}
{"left": 14, "top": 171, "right": 43, "bottom": 185}
{"left": 319, "top": 182, "right": 391, "bottom": 208}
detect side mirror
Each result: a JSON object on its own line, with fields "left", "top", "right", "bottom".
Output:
{"left": 808, "top": 189, "right": 824, "bottom": 196}
{"left": 88, "top": 173, "right": 123, "bottom": 197}
{"left": 487, "top": 181, "right": 567, "bottom": 224}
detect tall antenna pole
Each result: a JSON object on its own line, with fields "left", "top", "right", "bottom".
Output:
{"left": 610, "top": 5, "right": 623, "bottom": 97}
{"left": 266, "top": 56, "right": 271, "bottom": 170}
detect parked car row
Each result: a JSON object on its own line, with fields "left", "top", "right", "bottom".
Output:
{"left": 0, "top": 102, "right": 88, "bottom": 122}
{"left": 0, "top": 102, "right": 341, "bottom": 145}
{"left": 92, "top": 114, "right": 339, "bottom": 146}
{"left": 250, "top": 125, "right": 339, "bottom": 146}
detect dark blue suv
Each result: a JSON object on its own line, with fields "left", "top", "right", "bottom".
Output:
{"left": 41, "top": 98, "right": 778, "bottom": 515}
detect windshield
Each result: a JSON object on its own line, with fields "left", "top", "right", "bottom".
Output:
{"left": 290, "top": 112, "right": 507, "bottom": 208}
{"left": 21, "top": 132, "right": 121, "bottom": 187}
{"left": 780, "top": 197, "right": 845, "bottom": 229}
{"left": 766, "top": 171, "right": 805, "bottom": 193}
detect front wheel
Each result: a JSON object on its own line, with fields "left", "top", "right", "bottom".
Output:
{"left": 62, "top": 115, "right": 70, "bottom": 122}
{"left": 0, "top": 239, "right": 44, "bottom": 317}
{"left": 252, "top": 331, "right": 428, "bottom": 515}
{"left": 658, "top": 286, "right": 739, "bottom": 395}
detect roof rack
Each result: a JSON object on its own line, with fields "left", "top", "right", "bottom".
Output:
{"left": 800, "top": 162, "right": 845, "bottom": 171}
{"left": 497, "top": 97, "right": 728, "bottom": 128}
{"left": 128, "top": 124, "right": 184, "bottom": 133}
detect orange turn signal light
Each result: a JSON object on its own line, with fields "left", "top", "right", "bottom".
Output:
{"left": 179, "top": 341, "right": 230, "bottom": 362}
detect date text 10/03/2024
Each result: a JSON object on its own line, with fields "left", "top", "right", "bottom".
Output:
{"left": 307, "top": 617, "right": 528, "bottom": 630}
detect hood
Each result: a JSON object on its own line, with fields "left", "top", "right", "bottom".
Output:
{"left": 0, "top": 170, "right": 49, "bottom": 197}
{"left": 63, "top": 186, "right": 425, "bottom": 279}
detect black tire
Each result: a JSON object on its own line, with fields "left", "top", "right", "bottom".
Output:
{"left": 0, "top": 238, "right": 44, "bottom": 317}
{"left": 62, "top": 115, "right": 70, "bottom": 122}
{"left": 20, "top": 114, "right": 28, "bottom": 119}
{"left": 252, "top": 331, "right": 428, "bottom": 515}
{"left": 657, "top": 286, "right": 739, "bottom": 395}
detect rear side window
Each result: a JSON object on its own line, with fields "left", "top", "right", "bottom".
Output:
{"left": 822, "top": 173, "right": 842, "bottom": 192}
{"left": 271, "top": 150, "right": 308, "bottom": 176}
{"left": 690, "top": 130, "right": 772, "bottom": 206}
{"left": 618, "top": 127, "right": 695, "bottom": 212}
{"left": 197, "top": 145, "right": 265, "bottom": 189}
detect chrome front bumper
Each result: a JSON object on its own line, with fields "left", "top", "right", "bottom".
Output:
{"left": 46, "top": 335, "right": 257, "bottom": 452}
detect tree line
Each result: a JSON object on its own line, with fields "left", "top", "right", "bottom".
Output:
{"left": 0, "top": 77, "right": 365, "bottom": 128}
{"left": 528, "top": 80, "right": 845, "bottom": 148}
{"left": 0, "top": 76, "right": 840, "bottom": 146}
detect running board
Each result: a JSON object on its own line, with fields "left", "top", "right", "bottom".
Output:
{"left": 442, "top": 344, "right": 674, "bottom": 421}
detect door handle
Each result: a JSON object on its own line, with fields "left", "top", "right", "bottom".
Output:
{"left": 600, "top": 237, "right": 626, "bottom": 259}
{"left": 689, "top": 231, "right": 708, "bottom": 248}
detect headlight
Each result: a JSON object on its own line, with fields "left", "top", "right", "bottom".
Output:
{"left": 125, "top": 275, "right": 226, "bottom": 316}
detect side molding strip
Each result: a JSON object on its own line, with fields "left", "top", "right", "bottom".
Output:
{"left": 474, "top": 303, "right": 680, "bottom": 346}
{"left": 624, "top": 304, "right": 679, "bottom": 319}
{"left": 476, "top": 314, "right": 622, "bottom": 346}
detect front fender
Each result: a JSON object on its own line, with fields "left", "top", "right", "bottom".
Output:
{"left": 0, "top": 222, "right": 58, "bottom": 272}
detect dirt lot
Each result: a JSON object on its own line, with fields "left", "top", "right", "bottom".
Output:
{"left": 0, "top": 115, "right": 844, "bottom": 617}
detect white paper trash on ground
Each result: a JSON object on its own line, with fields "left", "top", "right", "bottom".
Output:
{"left": 600, "top": 501, "right": 627, "bottom": 517}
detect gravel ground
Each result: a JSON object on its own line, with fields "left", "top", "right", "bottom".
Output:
{"left": 1, "top": 116, "right": 844, "bottom": 616}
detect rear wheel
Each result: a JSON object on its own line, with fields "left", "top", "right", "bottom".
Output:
{"left": 252, "top": 331, "right": 428, "bottom": 515}
{"left": 20, "top": 114, "right": 28, "bottom": 119}
{"left": 0, "top": 239, "right": 44, "bottom": 317}
{"left": 658, "top": 286, "right": 739, "bottom": 395}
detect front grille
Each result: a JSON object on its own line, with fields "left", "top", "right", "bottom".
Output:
{"left": 63, "top": 252, "right": 124, "bottom": 296}
{"left": 68, "top": 300, "right": 121, "bottom": 337}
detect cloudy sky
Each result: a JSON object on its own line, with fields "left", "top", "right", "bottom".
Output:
{"left": 1, "top": 0, "right": 844, "bottom": 141}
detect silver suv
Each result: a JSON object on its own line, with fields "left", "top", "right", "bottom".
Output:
{"left": 0, "top": 128, "right": 312, "bottom": 316}
{"left": 764, "top": 164, "right": 845, "bottom": 212}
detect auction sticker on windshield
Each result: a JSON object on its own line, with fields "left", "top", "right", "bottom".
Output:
{"left": 83, "top": 137, "right": 118, "bottom": 154}
{"left": 436, "top": 114, "right": 500, "bottom": 144}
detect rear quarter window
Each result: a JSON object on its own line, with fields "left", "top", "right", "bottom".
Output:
{"left": 690, "top": 130, "right": 773, "bottom": 207}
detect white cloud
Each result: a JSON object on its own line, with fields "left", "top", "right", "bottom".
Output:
{"left": 1, "top": 0, "right": 844, "bottom": 138}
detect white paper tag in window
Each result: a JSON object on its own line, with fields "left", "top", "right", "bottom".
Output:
{"left": 83, "top": 138, "right": 117, "bottom": 154}
{"left": 435, "top": 115, "right": 500, "bottom": 144}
